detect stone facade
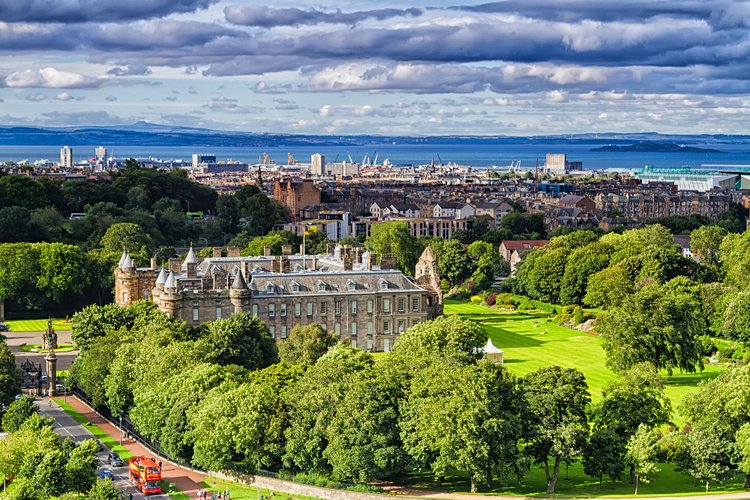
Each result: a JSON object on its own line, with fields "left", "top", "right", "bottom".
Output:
{"left": 273, "top": 177, "right": 321, "bottom": 220}
{"left": 115, "top": 246, "right": 442, "bottom": 352}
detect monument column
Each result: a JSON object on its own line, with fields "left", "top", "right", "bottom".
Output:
{"left": 45, "top": 351, "right": 57, "bottom": 397}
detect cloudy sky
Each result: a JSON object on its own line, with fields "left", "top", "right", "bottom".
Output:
{"left": 2, "top": 0, "right": 750, "bottom": 135}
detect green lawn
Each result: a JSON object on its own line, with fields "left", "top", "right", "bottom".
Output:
{"left": 19, "top": 342, "right": 77, "bottom": 353}
{"left": 202, "top": 476, "right": 322, "bottom": 500}
{"left": 404, "top": 460, "right": 745, "bottom": 498}
{"left": 5, "top": 318, "right": 70, "bottom": 332}
{"left": 53, "top": 399, "right": 134, "bottom": 460}
{"left": 444, "top": 300, "right": 724, "bottom": 424}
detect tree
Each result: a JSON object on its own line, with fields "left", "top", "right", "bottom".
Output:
{"left": 88, "top": 479, "right": 122, "bottom": 500}
{"left": 325, "top": 365, "right": 404, "bottom": 483}
{"left": 366, "top": 221, "right": 420, "bottom": 274}
{"left": 31, "top": 449, "right": 66, "bottom": 498}
{"left": 735, "top": 423, "right": 750, "bottom": 486}
{"left": 599, "top": 281, "right": 705, "bottom": 374}
{"left": 284, "top": 344, "right": 373, "bottom": 474}
{"left": 400, "top": 359, "right": 523, "bottom": 492}
{"left": 593, "top": 363, "right": 671, "bottom": 439}
{"left": 625, "top": 424, "right": 660, "bottom": 495}
{"left": 722, "top": 291, "right": 750, "bottom": 343}
{"left": 34, "top": 243, "right": 89, "bottom": 303}
{"left": 215, "top": 194, "right": 241, "bottom": 233}
{"left": 522, "top": 246, "right": 570, "bottom": 304}
{"left": 200, "top": 312, "right": 278, "bottom": 370}
{"left": 583, "top": 428, "right": 625, "bottom": 485}
{"left": 99, "top": 223, "right": 154, "bottom": 263}
{"left": 521, "top": 366, "right": 590, "bottom": 493}
{"left": 720, "top": 231, "right": 750, "bottom": 290}
{"left": 0, "top": 243, "right": 39, "bottom": 317}
{"left": 0, "top": 343, "right": 23, "bottom": 409}
{"left": 686, "top": 424, "right": 735, "bottom": 492}
{"left": 691, "top": 225, "right": 728, "bottom": 268}
{"left": 390, "top": 314, "right": 486, "bottom": 365}
{"left": 278, "top": 324, "right": 339, "bottom": 365}
{"left": 436, "top": 240, "right": 476, "bottom": 287}
{"left": 2, "top": 396, "right": 36, "bottom": 433}
{"left": 499, "top": 212, "right": 547, "bottom": 239}
{"left": 70, "top": 331, "right": 120, "bottom": 407}
{"left": 0, "top": 427, "right": 58, "bottom": 480}
{"left": 233, "top": 185, "right": 289, "bottom": 236}
{"left": 560, "top": 242, "right": 612, "bottom": 305}
{"left": 683, "top": 364, "right": 750, "bottom": 487}
{"left": 601, "top": 224, "right": 676, "bottom": 264}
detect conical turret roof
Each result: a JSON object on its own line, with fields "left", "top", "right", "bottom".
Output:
{"left": 232, "top": 270, "right": 247, "bottom": 289}
{"left": 164, "top": 271, "right": 177, "bottom": 289}
{"left": 155, "top": 268, "right": 167, "bottom": 285}
{"left": 482, "top": 338, "right": 503, "bottom": 354}
{"left": 182, "top": 246, "right": 197, "bottom": 269}
{"left": 121, "top": 253, "right": 135, "bottom": 270}
{"left": 118, "top": 251, "right": 128, "bottom": 267}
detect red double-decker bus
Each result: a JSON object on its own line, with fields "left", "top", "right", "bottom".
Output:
{"left": 128, "top": 457, "right": 162, "bottom": 495}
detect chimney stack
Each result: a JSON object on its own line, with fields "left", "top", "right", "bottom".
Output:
{"left": 226, "top": 246, "right": 241, "bottom": 257}
{"left": 282, "top": 244, "right": 292, "bottom": 255}
{"left": 169, "top": 258, "right": 181, "bottom": 273}
{"left": 380, "top": 254, "right": 397, "bottom": 270}
{"left": 264, "top": 245, "right": 272, "bottom": 257}
{"left": 150, "top": 258, "right": 157, "bottom": 270}
{"left": 213, "top": 247, "right": 223, "bottom": 258}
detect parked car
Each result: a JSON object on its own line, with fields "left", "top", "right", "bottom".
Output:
{"left": 0, "top": 323, "right": 8, "bottom": 332}
{"left": 95, "top": 439, "right": 104, "bottom": 452}
{"left": 55, "top": 383, "right": 66, "bottom": 393}
{"left": 98, "top": 468, "right": 114, "bottom": 481}
{"left": 107, "top": 452, "right": 124, "bottom": 467}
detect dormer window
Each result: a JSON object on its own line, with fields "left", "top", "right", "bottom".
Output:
{"left": 317, "top": 281, "right": 327, "bottom": 292}
{"left": 266, "top": 282, "right": 275, "bottom": 293}
{"left": 295, "top": 264, "right": 304, "bottom": 271}
{"left": 254, "top": 265, "right": 263, "bottom": 272}
{"left": 291, "top": 281, "right": 301, "bottom": 292}
{"left": 347, "top": 279, "right": 356, "bottom": 291}
{"left": 379, "top": 279, "right": 388, "bottom": 290}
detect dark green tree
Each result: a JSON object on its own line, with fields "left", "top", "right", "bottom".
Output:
{"left": 521, "top": 366, "right": 590, "bottom": 494}
{"left": 200, "top": 312, "right": 278, "bottom": 370}
{"left": 583, "top": 428, "right": 626, "bottom": 485}
{"left": 278, "top": 324, "right": 339, "bottom": 365}
{"left": 2, "top": 396, "right": 37, "bottom": 433}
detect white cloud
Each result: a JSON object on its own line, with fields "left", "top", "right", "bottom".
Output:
{"left": 5, "top": 67, "right": 104, "bottom": 89}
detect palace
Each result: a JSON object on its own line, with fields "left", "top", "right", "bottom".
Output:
{"left": 114, "top": 245, "right": 442, "bottom": 352}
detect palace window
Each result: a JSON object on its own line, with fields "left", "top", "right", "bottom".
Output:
{"left": 383, "top": 321, "right": 390, "bottom": 334}
{"left": 367, "top": 321, "right": 373, "bottom": 334}
{"left": 269, "top": 326, "right": 275, "bottom": 338}
{"left": 351, "top": 323, "right": 357, "bottom": 336}
{"left": 367, "top": 299, "right": 373, "bottom": 313}
{"left": 351, "top": 300, "right": 357, "bottom": 314}
{"left": 192, "top": 307, "right": 199, "bottom": 321}
{"left": 398, "top": 320, "right": 406, "bottom": 333}
{"left": 294, "top": 302, "right": 301, "bottom": 316}
{"left": 412, "top": 297, "right": 420, "bottom": 312}
{"left": 268, "top": 304, "right": 275, "bottom": 318}
{"left": 252, "top": 304, "right": 258, "bottom": 316}
{"left": 307, "top": 302, "right": 314, "bottom": 316}
{"left": 280, "top": 303, "right": 287, "bottom": 317}
{"left": 215, "top": 307, "right": 222, "bottom": 320}
{"left": 335, "top": 300, "right": 341, "bottom": 315}
{"left": 383, "top": 298, "right": 391, "bottom": 313}
{"left": 281, "top": 326, "right": 287, "bottom": 339}
{"left": 398, "top": 298, "right": 405, "bottom": 313}
{"left": 320, "top": 302, "right": 328, "bottom": 315}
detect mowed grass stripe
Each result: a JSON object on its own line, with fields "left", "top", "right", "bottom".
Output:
{"left": 444, "top": 300, "right": 723, "bottom": 420}
{"left": 5, "top": 318, "right": 70, "bottom": 332}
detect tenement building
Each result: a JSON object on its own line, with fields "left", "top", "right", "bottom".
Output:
{"left": 115, "top": 245, "right": 443, "bottom": 352}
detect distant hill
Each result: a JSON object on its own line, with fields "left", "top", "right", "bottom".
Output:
{"left": 590, "top": 142, "right": 724, "bottom": 153}
{"left": 1, "top": 123, "right": 749, "bottom": 147}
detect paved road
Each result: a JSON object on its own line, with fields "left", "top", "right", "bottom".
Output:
{"left": 37, "top": 398, "right": 172, "bottom": 500}
{"left": 9, "top": 329, "right": 77, "bottom": 371}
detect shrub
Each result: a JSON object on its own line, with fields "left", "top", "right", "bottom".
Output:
{"left": 470, "top": 295, "right": 483, "bottom": 304}
{"left": 485, "top": 292, "right": 497, "bottom": 306}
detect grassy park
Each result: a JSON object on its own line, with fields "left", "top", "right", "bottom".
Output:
{"left": 414, "top": 299, "right": 738, "bottom": 496}
{"left": 19, "top": 342, "right": 76, "bottom": 353}
{"left": 444, "top": 300, "right": 723, "bottom": 413}
{"left": 4, "top": 318, "right": 70, "bottom": 332}
{"left": 53, "top": 399, "right": 134, "bottom": 460}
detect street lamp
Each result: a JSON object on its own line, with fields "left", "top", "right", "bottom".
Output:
{"left": 200, "top": 238, "right": 208, "bottom": 248}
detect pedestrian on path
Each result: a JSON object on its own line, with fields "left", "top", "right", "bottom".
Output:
{"left": 197, "top": 488, "right": 202, "bottom": 499}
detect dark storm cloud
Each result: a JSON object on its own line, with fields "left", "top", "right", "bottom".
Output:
{"left": 0, "top": 0, "right": 219, "bottom": 23}
{"left": 224, "top": 5, "right": 423, "bottom": 27}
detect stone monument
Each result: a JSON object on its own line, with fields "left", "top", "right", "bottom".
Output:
{"left": 42, "top": 319, "right": 58, "bottom": 350}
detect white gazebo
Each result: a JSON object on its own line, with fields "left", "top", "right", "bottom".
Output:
{"left": 482, "top": 338, "right": 505, "bottom": 364}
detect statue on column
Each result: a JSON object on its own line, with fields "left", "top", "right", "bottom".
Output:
{"left": 42, "top": 319, "right": 58, "bottom": 350}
